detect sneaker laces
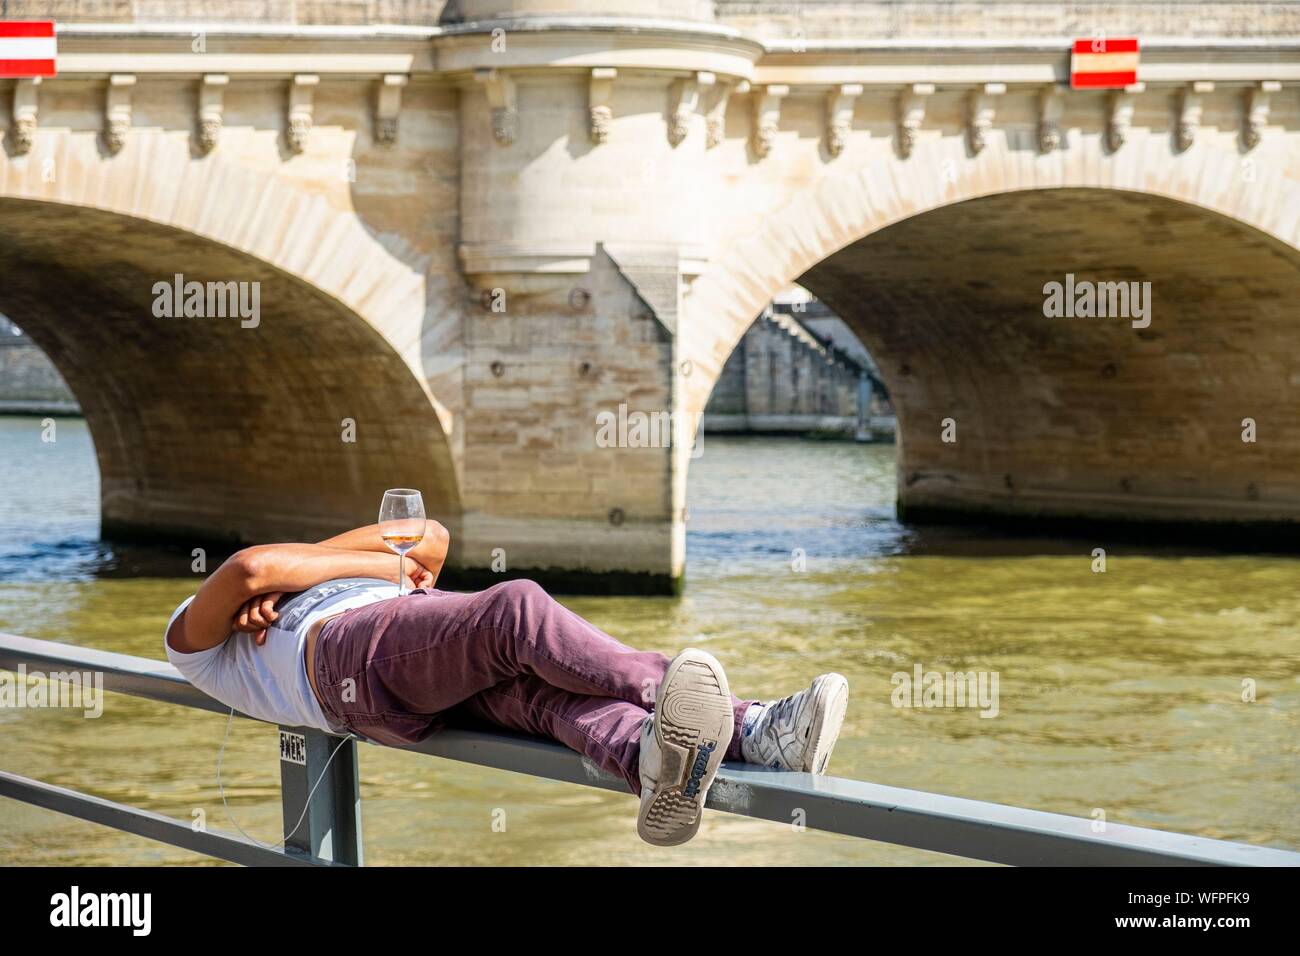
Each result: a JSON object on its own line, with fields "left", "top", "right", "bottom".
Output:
{"left": 765, "top": 691, "right": 802, "bottom": 730}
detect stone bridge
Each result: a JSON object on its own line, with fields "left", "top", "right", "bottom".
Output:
{"left": 2, "top": 2, "right": 1298, "bottom": 590}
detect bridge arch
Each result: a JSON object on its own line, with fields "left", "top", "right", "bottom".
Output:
{"left": 0, "top": 158, "right": 461, "bottom": 543}
{"left": 684, "top": 136, "right": 1300, "bottom": 532}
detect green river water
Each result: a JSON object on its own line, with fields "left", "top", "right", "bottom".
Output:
{"left": 0, "top": 415, "right": 1296, "bottom": 865}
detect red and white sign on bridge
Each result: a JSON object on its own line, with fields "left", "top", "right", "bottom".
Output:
{"left": 0, "top": 21, "right": 57, "bottom": 78}
{"left": 1070, "top": 37, "right": 1140, "bottom": 89}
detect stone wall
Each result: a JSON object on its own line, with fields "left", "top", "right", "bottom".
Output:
{"left": 0, "top": 322, "right": 80, "bottom": 415}
{"left": 456, "top": 248, "right": 684, "bottom": 589}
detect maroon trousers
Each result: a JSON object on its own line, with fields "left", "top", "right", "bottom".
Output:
{"left": 313, "top": 580, "right": 756, "bottom": 794}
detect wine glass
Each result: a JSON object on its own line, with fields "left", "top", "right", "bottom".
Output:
{"left": 378, "top": 489, "right": 425, "bottom": 597}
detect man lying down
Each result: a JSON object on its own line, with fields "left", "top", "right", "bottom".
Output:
{"left": 164, "top": 520, "right": 849, "bottom": 846}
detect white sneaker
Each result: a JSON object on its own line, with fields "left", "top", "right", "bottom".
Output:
{"left": 740, "top": 673, "right": 849, "bottom": 774}
{"left": 636, "top": 649, "right": 734, "bottom": 847}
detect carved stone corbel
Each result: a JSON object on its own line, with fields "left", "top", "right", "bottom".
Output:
{"left": 11, "top": 78, "right": 40, "bottom": 156}
{"left": 897, "top": 83, "right": 934, "bottom": 159}
{"left": 475, "top": 68, "right": 517, "bottom": 147}
{"left": 286, "top": 74, "right": 319, "bottom": 154}
{"left": 588, "top": 68, "right": 616, "bottom": 144}
{"left": 1176, "top": 81, "right": 1213, "bottom": 152}
{"left": 667, "top": 72, "right": 710, "bottom": 147}
{"left": 104, "top": 74, "right": 136, "bottom": 155}
{"left": 967, "top": 83, "right": 1005, "bottom": 154}
{"left": 706, "top": 79, "right": 746, "bottom": 148}
{"left": 196, "top": 74, "right": 228, "bottom": 154}
{"left": 1038, "top": 86, "right": 1064, "bottom": 152}
{"left": 1105, "top": 83, "right": 1143, "bottom": 152}
{"left": 825, "top": 83, "right": 862, "bottom": 158}
{"left": 751, "top": 84, "right": 787, "bottom": 159}
{"left": 1244, "top": 80, "right": 1281, "bottom": 150}
{"left": 375, "top": 74, "right": 407, "bottom": 146}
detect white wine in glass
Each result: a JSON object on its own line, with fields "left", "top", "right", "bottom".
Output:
{"left": 378, "top": 488, "right": 426, "bottom": 597}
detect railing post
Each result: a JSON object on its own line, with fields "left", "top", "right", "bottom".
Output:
{"left": 278, "top": 727, "right": 363, "bottom": 865}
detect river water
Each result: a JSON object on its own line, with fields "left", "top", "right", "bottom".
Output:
{"left": 0, "top": 415, "right": 1296, "bottom": 865}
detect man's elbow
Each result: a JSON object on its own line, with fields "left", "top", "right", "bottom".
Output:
{"left": 228, "top": 546, "right": 273, "bottom": 597}
{"left": 420, "top": 521, "right": 450, "bottom": 575}
{"left": 425, "top": 520, "right": 450, "bottom": 558}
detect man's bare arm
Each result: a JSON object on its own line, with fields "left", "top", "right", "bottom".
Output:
{"left": 227, "top": 520, "right": 450, "bottom": 647}
{"left": 316, "top": 520, "right": 450, "bottom": 585}
{"left": 166, "top": 544, "right": 411, "bottom": 655}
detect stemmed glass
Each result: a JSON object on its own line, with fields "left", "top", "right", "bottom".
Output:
{"left": 378, "top": 489, "right": 425, "bottom": 597}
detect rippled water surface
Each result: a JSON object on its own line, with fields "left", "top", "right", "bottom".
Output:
{"left": 0, "top": 415, "right": 1296, "bottom": 865}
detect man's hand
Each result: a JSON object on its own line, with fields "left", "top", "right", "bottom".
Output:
{"left": 232, "top": 591, "right": 284, "bottom": 646}
{"left": 406, "top": 559, "right": 436, "bottom": 590}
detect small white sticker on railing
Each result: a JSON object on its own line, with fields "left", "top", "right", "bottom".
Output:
{"left": 280, "top": 730, "right": 307, "bottom": 765}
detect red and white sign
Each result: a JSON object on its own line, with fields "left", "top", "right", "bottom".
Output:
{"left": 0, "top": 21, "right": 56, "bottom": 78}
{"left": 1070, "top": 38, "right": 1139, "bottom": 89}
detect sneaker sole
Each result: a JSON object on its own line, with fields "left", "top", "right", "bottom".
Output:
{"left": 637, "top": 650, "right": 733, "bottom": 847}
{"left": 804, "top": 674, "right": 850, "bottom": 774}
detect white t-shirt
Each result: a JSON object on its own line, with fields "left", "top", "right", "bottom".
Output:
{"left": 164, "top": 577, "right": 398, "bottom": 733}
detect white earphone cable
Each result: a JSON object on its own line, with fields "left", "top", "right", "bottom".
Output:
{"left": 216, "top": 705, "right": 356, "bottom": 851}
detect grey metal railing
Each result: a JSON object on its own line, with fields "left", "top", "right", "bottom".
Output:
{"left": 2, "top": 631, "right": 1297, "bottom": 867}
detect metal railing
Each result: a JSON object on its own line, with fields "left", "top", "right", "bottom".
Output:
{"left": 2, "top": 631, "right": 1297, "bottom": 867}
